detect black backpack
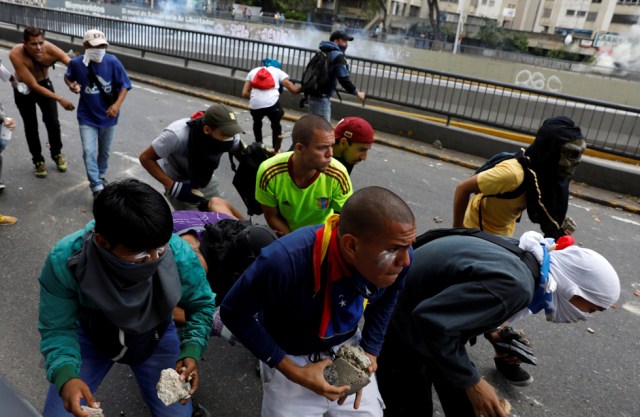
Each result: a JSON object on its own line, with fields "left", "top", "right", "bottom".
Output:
{"left": 474, "top": 150, "right": 529, "bottom": 200}
{"left": 200, "top": 219, "right": 277, "bottom": 303}
{"left": 231, "top": 142, "right": 272, "bottom": 216}
{"left": 301, "top": 50, "right": 332, "bottom": 97}
{"left": 413, "top": 227, "right": 540, "bottom": 285}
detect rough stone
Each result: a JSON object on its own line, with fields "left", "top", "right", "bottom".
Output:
{"left": 80, "top": 405, "right": 103, "bottom": 417}
{"left": 156, "top": 368, "right": 191, "bottom": 406}
{"left": 324, "top": 344, "right": 372, "bottom": 395}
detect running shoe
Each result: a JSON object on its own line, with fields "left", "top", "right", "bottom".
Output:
{"left": 35, "top": 161, "right": 48, "bottom": 178}
{"left": 53, "top": 154, "right": 67, "bottom": 172}
{"left": 0, "top": 214, "right": 17, "bottom": 225}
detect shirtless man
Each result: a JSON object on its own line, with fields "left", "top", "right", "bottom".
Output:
{"left": 9, "top": 27, "right": 75, "bottom": 178}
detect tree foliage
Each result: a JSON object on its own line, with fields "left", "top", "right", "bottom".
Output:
{"left": 476, "top": 18, "right": 528, "bottom": 52}
{"left": 360, "top": 0, "right": 386, "bottom": 25}
{"left": 477, "top": 18, "right": 501, "bottom": 47}
{"left": 427, "top": 0, "right": 442, "bottom": 44}
{"left": 502, "top": 32, "right": 529, "bottom": 52}
{"left": 273, "top": 0, "right": 316, "bottom": 14}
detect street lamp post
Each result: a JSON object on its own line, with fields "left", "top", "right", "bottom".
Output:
{"left": 453, "top": 0, "right": 465, "bottom": 54}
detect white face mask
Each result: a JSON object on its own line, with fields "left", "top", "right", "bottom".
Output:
{"left": 549, "top": 293, "right": 590, "bottom": 323}
{"left": 84, "top": 48, "right": 106, "bottom": 64}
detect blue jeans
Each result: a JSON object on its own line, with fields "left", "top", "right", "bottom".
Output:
{"left": 307, "top": 96, "right": 331, "bottom": 123}
{"left": 42, "top": 322, "right": 192, "bottom": 417}
{"left": 79, "top": 124, "right": 116, "bottom": 192}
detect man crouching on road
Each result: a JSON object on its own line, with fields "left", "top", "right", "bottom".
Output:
{"left": 221, "top": 186, "right": 416, "bottom": 417}
{"left": 38, "top": 178, "right": 215, "bottom": 417}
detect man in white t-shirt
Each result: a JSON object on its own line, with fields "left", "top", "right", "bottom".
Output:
{"left": 242, "top": 58, "right": 301, "bottom": 152}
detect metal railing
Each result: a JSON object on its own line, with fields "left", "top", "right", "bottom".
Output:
{"left": 1, "top": 2, "right": 639, "bottom": 160}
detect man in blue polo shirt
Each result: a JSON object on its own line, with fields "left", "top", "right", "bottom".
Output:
{"left": 64, "top": 29, "right": 131, "bottom": 198}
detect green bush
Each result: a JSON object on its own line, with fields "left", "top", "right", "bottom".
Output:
{"left": 502, "top": 32, "right": 528, "bottom": 52}
{"left": 284, "top": 10, "right": 306, "bottom": 21}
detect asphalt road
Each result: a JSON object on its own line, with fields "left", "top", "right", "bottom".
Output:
{"left": 0, "top": 47, "right": 639, "bottom": 417}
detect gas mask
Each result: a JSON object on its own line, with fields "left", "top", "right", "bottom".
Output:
{"left": 558, "top": 138, "right": 586, "bottom": 177}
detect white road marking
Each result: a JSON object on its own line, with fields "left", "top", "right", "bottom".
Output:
{"left": 137, "top": 86, "right": 166, "bottom": 95}
{"left": 568, "top": 202, "right": 591, "bottom": 211}
{"left": 622, "top": 301, "right": 640, "bottom": 316}
{"left": 113, "top": 151, "right": 141, "bottom": 164}
{"left": 610, "top": 215, "right": 640, "bottom": 226}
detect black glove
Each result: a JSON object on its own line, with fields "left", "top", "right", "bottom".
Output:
{"left": 168, "top": 181, "right": 206, "bottom": 204}
{"left": 495, "top": 339, "right": 538, "bottom": 366}
{"left": 196, "top": 199, "right": 210, "bottom": 212}
{"left": 486, "top": 326, "right": 538, "bottom": 366}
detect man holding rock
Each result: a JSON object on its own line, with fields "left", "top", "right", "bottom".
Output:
{"left": 221, "top": 186, "right": 416, "bottom": 416}
{"left": 38, "top": 179, "right": 215, "bottom": 417}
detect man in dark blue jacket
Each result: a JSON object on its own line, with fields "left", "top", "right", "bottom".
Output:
{"left": 376, "top": 230, "right": 620, "bottom": 417}
{"left": 221, "top": 186, "right": 415, "bottom": 416}
{"left": 307, "top": 30, "right": 366, "bottom": 122}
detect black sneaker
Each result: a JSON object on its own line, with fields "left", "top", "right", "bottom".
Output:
{"left": 494, "top": 357, "right": 533, "bottom": 386}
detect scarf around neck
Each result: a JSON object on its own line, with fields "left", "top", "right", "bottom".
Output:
{"left": 313, "top": 214, "right": 354, "bottom": 338}
{"left": 68, "top": 231, "right": 182, "bottom": 335}
{"left": 187, "top": 117, "right": 235, "bottom": 188}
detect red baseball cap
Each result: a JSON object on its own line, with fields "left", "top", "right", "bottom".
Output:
{"left": 334, "top": 117, "right": 374, "bottom": 144}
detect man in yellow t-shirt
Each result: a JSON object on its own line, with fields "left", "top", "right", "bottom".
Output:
{"left": 255, "top": 115, "right": 352, "bottom": 236}
{"left": 451, "top": 116, "right": 586, "bottom": 388}
{"left": 461, "top": 158, "right": 527, "bottom": 237}
{"left": 453, "top": 116, "right": 586, "bottom": 239}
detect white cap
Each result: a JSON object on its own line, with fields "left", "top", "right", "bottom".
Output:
{"left": 83, "top": 29, "right": 108, "bottom": 47}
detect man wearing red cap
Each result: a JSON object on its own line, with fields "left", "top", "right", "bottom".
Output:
{"left": 332, "top": 117, "right": 374, "bottom": 174}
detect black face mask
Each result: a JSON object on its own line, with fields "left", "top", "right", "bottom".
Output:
{"left": 187, "top": 117, "right": 235, "bottom": 188}
{"left": 338, "top": 45, "right": 347, "bottom": 53}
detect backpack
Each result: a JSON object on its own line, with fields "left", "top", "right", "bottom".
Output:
{"left": 200, "top": 219, "right": 277, "bottom": 303}
{"left": 473, "top": 149, "right": 530, "bottom": 230}
{"left": 251, "top": 67, "right": 276, "bottom": 90}
{"left": 301, "top": 50, "right": 332, "bottom": 97}
{"left": 413, "top": 227, "right": 540, "bottom": 285}
{"left": 475, "top": 150, "right": 528, "bottom": 200}
{"left": 230, "top": 141, "right": 272, "bottom": 216}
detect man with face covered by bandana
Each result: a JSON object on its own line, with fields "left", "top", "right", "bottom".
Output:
{"left": 453, "top": 116, "right": 586, "bottom": 239}
{"left": 64, "top": 29, "right": 132, "bottom": 198}
{"left": 376, "top": 229, "right": 620, "bottom": 417}
{"left": 38, "top": 179, "right": 215, "bottom": 417}
{"left": 139, "top": 103, "right": 245, "bottom": 211}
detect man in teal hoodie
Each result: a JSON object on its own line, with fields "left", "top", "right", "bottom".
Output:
{"left": 38, "top": 178, "right": 215, "bottom": 417}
